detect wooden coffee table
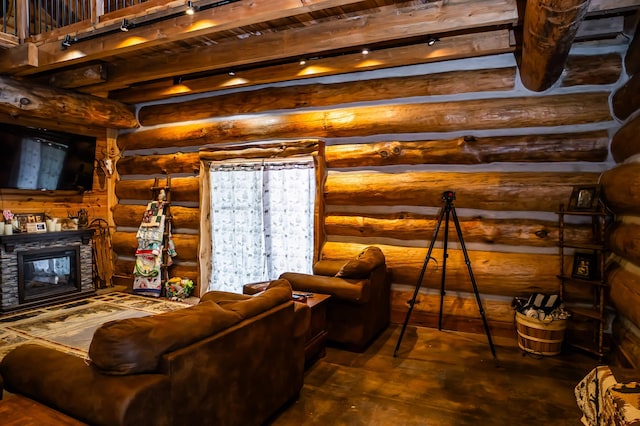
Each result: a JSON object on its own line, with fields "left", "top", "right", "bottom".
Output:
{"left": 299, "top": 292, "right": 331, "bottom": 367}
{"left": 242, "top": 284, "right": 331, "bottom": 367}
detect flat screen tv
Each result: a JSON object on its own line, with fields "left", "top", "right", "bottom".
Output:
{"left": 0, "top": 124, "right": 97, "bottom": 192}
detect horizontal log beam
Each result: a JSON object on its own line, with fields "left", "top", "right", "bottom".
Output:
{"left": 612, "top": 315, "right": 640, "bottom": 369}
{"left": 325, "top": 213, "right": 592, "bottom": 248}
{"left": 609, "top": 262, "right": 640, "bottom": 331}
{"left": 110, "top": 29, "right": 514, "bottom": 105}
{"left": 115, "top": 177, "right": 199, "bottom": 202}
{"left": 0, "top": 75, "right": 138, "bottom": 129}
{"left": 0, "top": 42, "right": 37, "bottom": 72}
{"left": 325, "top": 131, "right": 609, "bottom": 168}
{"left": 48, "top": 64, "right": 108, "bottom": 89}
{"left": 612, "top": 71, "right": 640, "bottom": 121}
{"left": 321, "top": 242, "right": 560, "bottom": 298}
{"left": 117, "top": 152, "right": 201, "bottom": 178}
{"left": 626, "top": 20, "right": 640, "bottom": 75}
{"left": 609, "top": 222, "right": 640, "bottom": 266}
{"left": 113, "top": 204, "right": 200, "bottom": 229}
{"left": 601, "top": 163, "right": 640, "bottom": 214}
{"left": 118, "top": 92, "right": 612, "bottom": 150}
{"left": 611, "top": 113, "right": 640, "bottom": 162}
{"left": 138, "top": 67, "right": 516, "bottom": 126}
{"left": 2, "top": 0, "right": 371, "bottom": 76}
{"left": 199, "top": 140, "right": 322, "bottom": 162}
{"left": 561, "top": 53, "right": 622, "bottom": 87}
{"left": 114, "top": 259, "right": 199, "bottom": 284}
{"left": 390, "top": 290, "right": 516, "bottom": 338}
{"left": 117, "top": 140, "right": 321, "bottom": 177}
{"left": 324, "top": 171, "right": 600, "bottom": 211}
{"left": 112, "top": 231, "right": 199, "bottom": 261}
{"left": 63, "top": 0, "right": 518, "bottom": 93}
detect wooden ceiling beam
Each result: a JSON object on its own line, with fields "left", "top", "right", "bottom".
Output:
{"left": 0, "top": 75, "right": 139, "bottom": 130}
{"left": 48, "top": 64, "right": 108, "bottom": 89}
{"left": 108, "top": 29, "right": 514, "bottom": 104}
{"left": 576, "top": 15, "right": 625, "bottom": 40}
{"left": 587, "top": 0, "right": 640, "bottom": 14}
{"left": 0, "top": 0, "right": 377, "bottom": 75}
{"left": 0, "top": 43, "right": 38, "bottom": 72}
{"left": 78, "top": 0, "right": 519, "bottom": 94}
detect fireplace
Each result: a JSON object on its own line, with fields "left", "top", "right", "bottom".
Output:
{"left": 0, "top": 230, "right": 95, "bottom": 312}
{"left": 18, "top": 247, "right": 81, "bottom": 304}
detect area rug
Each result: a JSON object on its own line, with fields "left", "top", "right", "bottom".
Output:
{"left": 0, "top": 292, "right": 191, "bottom": 361}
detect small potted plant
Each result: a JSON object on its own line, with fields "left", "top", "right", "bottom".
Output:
{"left": 165, "top": 277, "right": 195, "bottom": 301}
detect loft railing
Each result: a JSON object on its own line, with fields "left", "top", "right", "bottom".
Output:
{"left": 105, "top": 0, "right": 145, "bottom": 13}
{"left": 29, "top": 0, "right": 91, "bottom": 34}
{"left": 2, "top": 0, "right": 17, "bottom": 35}
{"left": 1, "top": 0, "right": 147, "bottom": 38}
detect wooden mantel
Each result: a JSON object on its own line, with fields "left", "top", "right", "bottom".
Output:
{"left": 0, "top": 229, "right": 95, "bottom": 253}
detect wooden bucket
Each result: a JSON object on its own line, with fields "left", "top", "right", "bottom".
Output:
{"left": 515, "top": 311, "right": 567, "bottom": 356}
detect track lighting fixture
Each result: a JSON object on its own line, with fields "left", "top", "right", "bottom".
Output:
{"left": 299, "top": 59, "right": 306, "bottom": 66}
{"left": 427, "top": 36, "right": 439, "bottom": 46}
{"left": 361, "top": 48, "right": 370, "bottom": 55}
{"left": 185, "top": 1, "right": 196, "bottom": 15}
{"left": 228, "top": 69, "right": 236, "bottom": 76}
{"left": 120, "top": 18, "right": 131, "bottom": 32}
{"left": 60, "top": 34, "right": 76, "bottom": 50}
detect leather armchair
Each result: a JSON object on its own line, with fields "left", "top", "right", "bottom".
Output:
{"left": 280, "top": 246, "right": 391, "bottom": 352}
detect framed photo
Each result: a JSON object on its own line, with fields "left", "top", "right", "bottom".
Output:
{"left": 572, "top": 252, "right": 597, "bottom": 280}
{"left": 14, "top": 213, "right": 46, "bottom": 233}
{"left": 568, "top": 185, "right": 601, "bottom": 212}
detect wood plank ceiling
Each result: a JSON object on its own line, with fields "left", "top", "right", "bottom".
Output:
{"left": 0, "top": 0, "right": 638, "bottom": 133}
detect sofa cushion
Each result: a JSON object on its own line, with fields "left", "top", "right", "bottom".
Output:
{"left": 213, "top": 279, "right": 293, "bottom": 319}
{"left": 335, "top": 246, "right": 385, "bottom": 278}
{"left": 88, "top": 300, "right": 242, "bottom": 375}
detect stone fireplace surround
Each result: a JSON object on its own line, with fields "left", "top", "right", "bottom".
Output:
{"left": 0, "top": 230, "right": 95, "bottom": 313}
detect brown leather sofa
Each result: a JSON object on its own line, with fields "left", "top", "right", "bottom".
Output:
{"left": 0, "top": 279, "right": 309, "bottom": 426}
{"left": 280, "top": 246, "right": 391, "bottom": 352}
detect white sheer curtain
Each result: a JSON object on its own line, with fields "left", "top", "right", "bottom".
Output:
{"left": 209, "top": 159, "right": 315, "bottom": 293}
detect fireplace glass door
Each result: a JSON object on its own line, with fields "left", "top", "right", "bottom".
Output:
{"left": 18, "top": 247, "right": 81, "bottom": 303}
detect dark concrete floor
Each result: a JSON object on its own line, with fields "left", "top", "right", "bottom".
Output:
{"left": 271, "top": 324, "right": 600, "bottom": 425}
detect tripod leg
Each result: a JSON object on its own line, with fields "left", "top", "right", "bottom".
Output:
{"left": 450, "top": 206, "right": 497, "bottom": 361}
{"left": 438, "top": 205, "right": 451, "bottom": 331}
{"left": 393, "top": 206, "right": 446, "bottom": 357}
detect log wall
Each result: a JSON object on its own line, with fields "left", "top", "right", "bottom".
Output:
{"left": 114, "top": 49, "right": 624, "bottom": 338}
{"left": 602, "top": 25, "right": 640, "bottom": 367}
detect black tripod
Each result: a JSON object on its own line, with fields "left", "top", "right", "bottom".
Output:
{"left": 393, "top": 191, "right": 497, "bottom": 361}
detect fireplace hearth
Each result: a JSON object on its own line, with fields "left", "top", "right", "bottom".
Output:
{"left": 0, "top": 230, "right": 95, "bottom": 312}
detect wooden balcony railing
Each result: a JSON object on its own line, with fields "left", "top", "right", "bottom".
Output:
{"left": 1, "top": 0, "right": 148, "bottom": 40}
{"left": 2, "top": 0, "right": 17, "bottom": 35}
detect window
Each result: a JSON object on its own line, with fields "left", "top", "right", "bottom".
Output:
{"left": 207, "top": 158, "right": 315, "bottom": 293}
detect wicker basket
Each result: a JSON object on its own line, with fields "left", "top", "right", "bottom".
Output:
{"left": 515, "top": 311, "right": 567, "bottom": 356}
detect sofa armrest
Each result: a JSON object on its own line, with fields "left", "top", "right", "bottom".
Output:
{"left": 312, "top": 260, "right": 348, "bottom": 276}
{"left": 201, "top": 290, "right": 252, "bottom": 303}
{"left": 280, "top": 272, "right": 370, "bottom": 303}
{"left": 0, "top": 344, "right": 170, "bottom": 426}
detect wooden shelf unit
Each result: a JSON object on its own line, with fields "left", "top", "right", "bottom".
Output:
{"left": 557, "top": 202, "right": 611, "bottom": 360}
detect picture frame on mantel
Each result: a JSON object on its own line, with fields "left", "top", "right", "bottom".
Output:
{"left": 567, "top": 185, "right": 601, "bottom": 212}
{"left": 14, "top": 213, "right": 46, "bottom": 233}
